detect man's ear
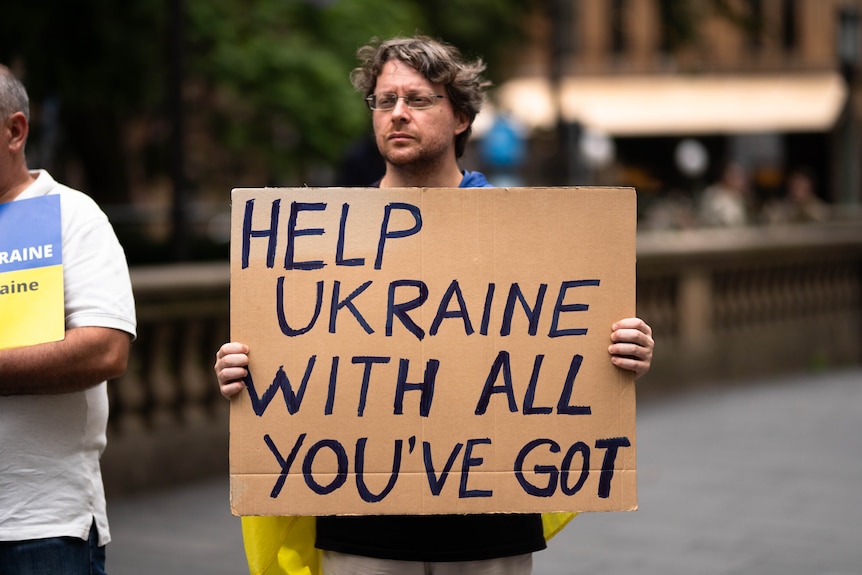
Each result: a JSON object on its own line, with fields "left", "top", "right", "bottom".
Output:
{"left": 5, "top": 112, "right": 28, "bottom": 152}
{"left": 454, "top": 111, "right": 471, "bottom": 136}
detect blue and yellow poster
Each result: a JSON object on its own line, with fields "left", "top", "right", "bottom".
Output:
{"left": 0, "top": 195, "right": 64, "bottom": 350}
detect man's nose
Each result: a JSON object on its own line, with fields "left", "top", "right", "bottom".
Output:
{"left": 390, "top": 97, "right": 411, "bottom": 117}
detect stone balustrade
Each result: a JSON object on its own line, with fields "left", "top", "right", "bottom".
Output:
{"left": 102, "top": 221, "right": 862, "bottom": 496}
{"left": 636, "top": 221, "right": 862, "bottom": 393}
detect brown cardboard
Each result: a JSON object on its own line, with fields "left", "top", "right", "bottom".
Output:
{"left": 229, "top": 186, "right": 637, "bottom": 517}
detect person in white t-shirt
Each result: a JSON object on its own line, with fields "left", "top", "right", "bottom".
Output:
{"left": 0, "top": 64, "right": 137, "bottom": 575}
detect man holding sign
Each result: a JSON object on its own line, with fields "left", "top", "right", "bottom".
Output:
{"left": 0, "top": 66, "right": 137, "bottom": 573}
{"left": 215, "top": 36, "right": 654, "bottom": 575}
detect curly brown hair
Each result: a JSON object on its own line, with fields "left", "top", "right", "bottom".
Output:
{"left": 350, "top": 36, "right": 490, "bottom": 159}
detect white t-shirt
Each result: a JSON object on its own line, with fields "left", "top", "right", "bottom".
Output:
{"left": 0, "top": 170, "right": 137, "bottom": 546}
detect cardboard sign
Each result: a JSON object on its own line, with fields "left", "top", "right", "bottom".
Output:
{"left": 0, "top": 195, "right": 64, "bottom": 350}
{"left": 229, "top": 186, "right": 637, "bottom": 517}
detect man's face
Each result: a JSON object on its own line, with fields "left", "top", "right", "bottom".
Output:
{"left": 371, "top": 59, "right": 469, "bottom": 168}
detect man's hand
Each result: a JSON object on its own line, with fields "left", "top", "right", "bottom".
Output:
{"left": 608, "top": 317, "right": 654, "bottom": 379}
{"left": 214, "top": 342, "right": 250, "bottom": 399}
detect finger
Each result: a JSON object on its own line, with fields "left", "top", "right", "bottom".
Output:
{"left": 219, "top": 380, "right": 247, "bottom": 399}
{"left": 608, "top": 342, "right": 648, "bottom": 360}
{"left": 218, "top": 352, "right": 250, "bottom": 369}
{"left": 612, "top": 318, "right": 652, "bottom": 336}
{"left": 217, "top": 365, "right": 247, "bottom": 385}
{"left": 610, "top": 329, "right": 653, "bottom": 348}
{"left": 214, "top": 351, "right": 250, "bottom": 378}
{"left": 610, "top": 355, "right": 649, "bottom": 378}
{"left": 216, "top": 342, "right": 249, "bottom": 361}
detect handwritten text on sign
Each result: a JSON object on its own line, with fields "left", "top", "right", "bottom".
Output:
{"left": 229, "top": 186, "right": 637, "bottom": 516}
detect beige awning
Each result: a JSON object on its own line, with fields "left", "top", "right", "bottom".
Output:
{"left": 493, "top": 72, "right": 848, "bottom": 135}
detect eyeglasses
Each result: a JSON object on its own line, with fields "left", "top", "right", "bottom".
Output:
{"left": 365, "top": 92, "right": 446, "bottom": 111}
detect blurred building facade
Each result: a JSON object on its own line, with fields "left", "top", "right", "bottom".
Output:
{"left": 476, "top": 0, "right": 862, "bottom": 226}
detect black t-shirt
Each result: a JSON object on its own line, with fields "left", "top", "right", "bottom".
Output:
{"left": 315, "top": 513, "right": 546, "bottom": 562}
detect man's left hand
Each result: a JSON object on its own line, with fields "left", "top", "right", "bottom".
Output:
{"left": 608, "top": 317, "right": 654, "bottom": 379}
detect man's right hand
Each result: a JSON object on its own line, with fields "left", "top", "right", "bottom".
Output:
{"left": 214, "top": 342, "right": 250, "bottom": 399}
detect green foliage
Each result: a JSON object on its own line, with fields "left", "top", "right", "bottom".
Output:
{"left": 414, "top": 0, "right": 532, "bottom": 82}
{"left": 0, "top": 0, "right": 533, "bottom": 194}
{"left": 185, "top": 0, "right": 424, "bottom": 182}
{"left": 184, "top": 0, "right": 530, "bottom": 184}
{"left": 658, "top": 0, "right": 703, "bottom": 52}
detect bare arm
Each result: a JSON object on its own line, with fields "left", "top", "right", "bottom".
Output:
{"left": 0, "top": 326, "right": 131, "bottom": 395}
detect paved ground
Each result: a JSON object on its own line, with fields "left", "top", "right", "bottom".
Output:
{"left": 108, "top": 367, "right": 862, "bottom": 575}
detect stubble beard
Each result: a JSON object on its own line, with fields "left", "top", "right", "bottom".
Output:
{"left": 380, "top": 140, "right": 451, "bottom": 183}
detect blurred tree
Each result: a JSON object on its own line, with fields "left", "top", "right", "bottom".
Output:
{"left": 415, "top": 0, "right": 532, "bottom": 80}
{"left": 185, "top": 0, "right": 531, "bottom": 186}
{"left": 658, "top": 0, "right": 703, "bottom": 53}
{"left": 183, "top": 0, "right": 418, "bottom": 186}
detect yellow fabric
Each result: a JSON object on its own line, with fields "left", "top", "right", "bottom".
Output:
{"left": 241, "top": 512, "right": 577, "bottom": 575}
{"left": 541, "top": 512, "right": 577, "bottom": 540}
{"left": 242, "top": 516, "right": 320, "bottom": 575}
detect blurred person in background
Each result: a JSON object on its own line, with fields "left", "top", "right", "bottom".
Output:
{"left": 761, "top": 168, "right": 829, "bottom": 225}
{"left": 215, "top": 35, "right": 654, "bottom": 575}
{"left": 0, "top": 64, "right": 137, "bottom": 575}
{"left": 698, "top": 162, "right": 752, "bottom": 227}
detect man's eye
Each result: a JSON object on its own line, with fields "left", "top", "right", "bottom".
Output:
{"left": 408, "top": 96, "right": 433, "bottom": 107}
{"left": 377, "top": 95, "right": 397, "bottom": 107}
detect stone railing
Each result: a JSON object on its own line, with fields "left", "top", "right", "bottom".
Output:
{"left": 635, "top": 220, "right": 862, "bottom": 395}
{"left": 102, "top": 220, "right": 862, "bottom": 496}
